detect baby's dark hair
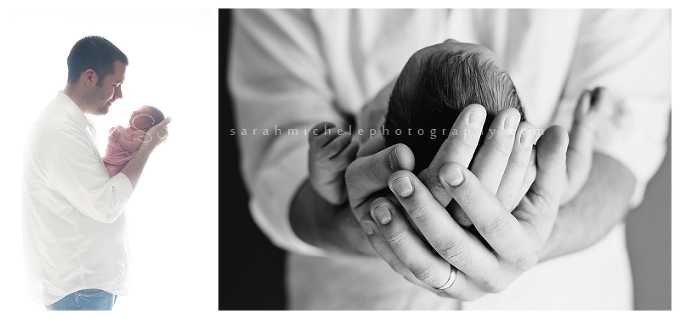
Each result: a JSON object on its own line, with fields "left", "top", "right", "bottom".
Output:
{"left": 384, "top": 49, "right": 525, "bottom": 173}
{"left": 144, "top": 105, "right": 165, "bottom": 127}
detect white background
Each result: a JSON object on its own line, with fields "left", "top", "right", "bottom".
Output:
{"left": 0, "top": 3, "right": 677, "bottom": 319}
{"left": 0, "top": 8, "right": 218, "bottom": 317}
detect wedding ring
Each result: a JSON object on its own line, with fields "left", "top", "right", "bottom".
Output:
{"left": 433, "top": 265, "right": 458, "bottom": 291}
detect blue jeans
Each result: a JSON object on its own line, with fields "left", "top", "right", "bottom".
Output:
{"left": 45, "top": 289, "right": 117, "bottom": 311}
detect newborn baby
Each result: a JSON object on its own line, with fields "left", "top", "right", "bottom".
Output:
{"left": 102, "top": 105, "right": 165, "bottom": 177}
{"left": 308, "top": 41, "right": 608, "bottom": 207}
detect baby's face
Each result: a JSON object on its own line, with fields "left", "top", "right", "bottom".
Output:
{"left": 129, "top": 106, "right": 155, "bottom": 131}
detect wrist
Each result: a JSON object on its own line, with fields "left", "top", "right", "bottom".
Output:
{"left": 290, "top": 180, "right": 375, "bottom": 256}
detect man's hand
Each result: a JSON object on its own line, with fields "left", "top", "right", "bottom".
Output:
{"left": 139, "top": 117, "right": 172, "bottom": 150}
{"left": 289, "top": 78, "right": 415, "bottom": 256}
{"left": 359, "top": 124, "right": 568, "bottom": 300}
{"left": 291, "top": 142, "right": 415, "bottom": 256}
{"left": 120, "top": 117, "right": 171, "bottom": 190}
{"left": 540, "top": 151, "right": 636, "bottom": 261}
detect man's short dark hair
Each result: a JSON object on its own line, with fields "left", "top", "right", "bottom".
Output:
{"left": 384, "top": 49, "right": 525, "bottom": 173}
{"left": 67, "top": 36, "right": 128, "bottom": 86}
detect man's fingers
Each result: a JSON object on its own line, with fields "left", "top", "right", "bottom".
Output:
{"left": 387, "top": 170, "right": 499, "bottom": 281}
{"left": 346, "top": 143, "right": 415, "bottom": 220}
{"left": 347, "top": 143, "right": 415, "bottom": 195}
{"left": 469, "top": 107, "right": 521, "bottom": 195}
{"left": 512, "top": 151, "right": 536, "bottom": 210}
{"left": 439, "top": 163, "right": 531, "bottom": 266}
{"left": 449, "top": 108, "right": 522, "bottom": 225}
{"left": 367, "top": 198, "right": 451, "bottom": 289}
{"left": 496, "top": 122, "right": 537, "bottom": 210}
{"left": 418, "top": 104, "right": 486, "bottom": 207}
{"left": 147, "top": 117, "right": 171, "bottom": 142}
{"left": 518, "top": 125, "right": 568, "bottom": 242}
{"left": 532, "top": 126, "right": 569, "bottom": 205}
{"left": 150, "top": 117, "right": 172, "bottom": 132}
{"left": 360, "top": 214, "right": 442, "bottom": 292}
{"left": 367, "top": 197, "right": 485, "bottom": 300}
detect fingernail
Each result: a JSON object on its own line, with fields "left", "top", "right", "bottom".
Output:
{"left": 504, "top": 115, "right": 519, "bottom": 133}
{"left": 468, "top": 111, "right": 485, "bottom": 129}
{"left": 387, "top": 147, "right": 398, "bottom": 172}
{"left": 372, "top": 205, "right": 392, "bottom": 225}
{"left": 361, "top": 220, "right": 375, "bottom": 235}
{"left": 520, "top": 129, "right": 535, "bottom": 149}
{"left": 391, "top": 177, "right": 414, "bottom": 197}
{"left": 442, "top": 167, "right": 464, "bottom": 187}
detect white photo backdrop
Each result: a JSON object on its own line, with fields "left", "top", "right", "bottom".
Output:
{"left": 0, "top": 8, "right": 218, "bottom": 314}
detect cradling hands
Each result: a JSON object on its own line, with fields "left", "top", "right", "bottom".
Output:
{"left": 354, "top": 104, "right": 569, "bottom": 300}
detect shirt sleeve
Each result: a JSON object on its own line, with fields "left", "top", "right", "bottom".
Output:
{"left": 229, "top": 9, "right": 346, "bottom": 255}
{"left": 553, "top": 9, "right": 670, "bottom": 207}
{"left": 43, "top": 128, "right": 133, "bottom": 224}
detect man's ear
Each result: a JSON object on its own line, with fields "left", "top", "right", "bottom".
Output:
{"left": 81, "top": 69, "right": 98, "bottom": 88}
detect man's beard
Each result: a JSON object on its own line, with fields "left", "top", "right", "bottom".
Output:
{"left": 83, "top": 89, "right": 110, "bottom": 115}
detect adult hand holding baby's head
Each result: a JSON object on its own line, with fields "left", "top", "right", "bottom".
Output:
{"left": 144, "top": 117, "right": 172, "bottom": 148}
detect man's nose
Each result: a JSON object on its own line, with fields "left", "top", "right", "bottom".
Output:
{"left": 114, "top": 86, "right": 123, "bottom": 100}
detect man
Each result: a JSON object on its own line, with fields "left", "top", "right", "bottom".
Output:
{"left": 22, "top": 36, "right": 171, "bottom": 310}
{"left": 231, "top": 9, "right": 669, "bottom": 309}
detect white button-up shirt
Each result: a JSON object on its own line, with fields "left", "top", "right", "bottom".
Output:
{"left": 22, "top": 91, "right": 134, "bottom": 305}
{"left": 231, "top": 9, "right": 670, "bottom": 309}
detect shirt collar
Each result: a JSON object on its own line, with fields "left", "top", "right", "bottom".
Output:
{"left": 55, "top": 90, "right": 95, "bottom": 131}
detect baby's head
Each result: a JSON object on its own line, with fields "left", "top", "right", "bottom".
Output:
{"left": 384, "top": 42, "right": 525, "bottom": 173}
{"left": 130, "top": 105, "right": 165, "bottom": 131}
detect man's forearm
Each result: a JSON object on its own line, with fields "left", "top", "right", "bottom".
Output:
{"left": 119, "top": 143, "right": 154, "bottom": 190}
{"left": 539, "top": 152, "right": 636, "bottom": 261}
{"left": 290, "top": 179, "right": 376, "bottom": 256}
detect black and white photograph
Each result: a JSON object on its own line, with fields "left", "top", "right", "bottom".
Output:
{"left": 220, "top": 8, "right": 672, "bottom": 311}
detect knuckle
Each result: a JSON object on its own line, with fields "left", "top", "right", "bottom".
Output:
{"left": 410, "top": 263, "right": 439, "bottom": 284}
{"left": 368, "top": 157, "right": 385, "bottom": 180}
{"left": 513, "top": 251, "right": 539, "bottom": 272}
{"left": 344, "top": 161, "right": 362, "bottom": 189}
{"left": 456, "top": 134, "right": 480, "bottom": 150}
{"left": 479, "top": 275, "right": 506, "bottom": 294}
{"left": 438, "top": 239, "right": 475, "bottom": 271}
{"left": 478, "top": 215, "right": 511, "bottom": 239}
{"left": 488, "top": 136, "right": 513, "bottom": 156}
{"left": 427, "top": 175, "right": 449, "bottom": 197}
{"left": 455, "top": 185, "right": 477, "bottom": 207}
{"left": 407, "top": 203, "right": 431, "bottom": 224}
{"left": 507, "top": 145, "right": 531, "bottom": 166}
{"left": 383, "top": 230, "right": 409, "bottom": 250}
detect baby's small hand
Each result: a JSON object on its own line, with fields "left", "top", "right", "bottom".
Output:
{"left": 308, "top": 122, "right": 360, "bottom": 205}
{"left": 111, "top": 128, "right": 122, "bottom": 143}
{"left": 562, "top": 87, "right": 613, "bottom": 203}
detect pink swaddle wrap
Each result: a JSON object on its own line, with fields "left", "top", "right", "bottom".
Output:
{"left": 102, "top": 125, "right": 138, "bottom": 177}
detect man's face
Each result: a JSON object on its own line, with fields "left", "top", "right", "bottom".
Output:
{"left": 85, "top": 60, "right": 126, "bottom": 115}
